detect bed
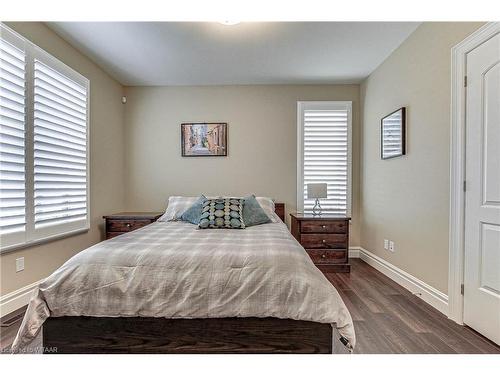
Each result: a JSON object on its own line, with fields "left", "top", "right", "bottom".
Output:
{"left": 11, "top": 202, "right": 355, "bottom": 354}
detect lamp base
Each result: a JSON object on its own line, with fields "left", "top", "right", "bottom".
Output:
{"left": 312, "top": 198, "right": 322, "bottom": 216}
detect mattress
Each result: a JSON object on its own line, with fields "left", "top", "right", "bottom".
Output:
{"left": 11, "top": 220, "right": 355, "bottom": 352}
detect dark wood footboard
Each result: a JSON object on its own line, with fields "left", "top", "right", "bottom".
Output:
{"left": 43, "top": 317, "right": 332, "bottom": 354}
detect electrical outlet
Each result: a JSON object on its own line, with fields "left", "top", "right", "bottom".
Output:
{"left": 389, "top": 241, "right": 395, "bottom": 252}
{"left": 384, "top": 239, "right": 389, "bottom": 250}
{"left": 16, "top": 257, "right": 24, "bottom": 272}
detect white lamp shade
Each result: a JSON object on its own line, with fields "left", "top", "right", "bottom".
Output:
{"left": 307, "top": 183, "right": 327, "bottom": 199}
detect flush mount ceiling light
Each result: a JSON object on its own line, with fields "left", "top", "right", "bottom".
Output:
{"left": 218, "top": 20, "right": 241, "bottom": 26}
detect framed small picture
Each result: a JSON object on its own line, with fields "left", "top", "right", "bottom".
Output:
{"left": 381, "top": 107, "right": 406, "bottom": 159}
{"left": 181, "top": 123, "right": 227, "bottom": 157}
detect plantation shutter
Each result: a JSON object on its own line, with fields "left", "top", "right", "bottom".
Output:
{"left": 0, "top": 32, "right": 26, "bottom": 243}
{"left": 33, "top": 57, "right": 88, "bottom": 234}
{"left": 1, "top": 23, "right": 89, "bottom": 252}
{"left": 298, "top": 102, "right": 351, "bottom": 215}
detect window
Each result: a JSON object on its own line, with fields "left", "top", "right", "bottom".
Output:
{"left": 0, "top": 24, "right": 89, "bottom": 252}
{"left": 297, "top": 101, "right": 352, "bottom": 215}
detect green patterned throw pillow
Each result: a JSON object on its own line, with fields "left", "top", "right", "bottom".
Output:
{"left": 198, "top": 198, "right": 245, "bottom": 229}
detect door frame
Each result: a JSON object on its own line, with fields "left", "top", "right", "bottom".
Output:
{"left": 449, "top": 22, "right": 499, "bottom": 324}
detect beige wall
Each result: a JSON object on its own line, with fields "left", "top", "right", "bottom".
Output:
{"left": 360, "top": 22, "right": 484, "bottom": 294}
{"left": 3, "top": 21, "right": 482, "bottom": 300}
{"left": 124, "top": 85, "right": 361, "bottom": 244}
{"left": 0, "top": 22, "right": 126, "bottom": 295}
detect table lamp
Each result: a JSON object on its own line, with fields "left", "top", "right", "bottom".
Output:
{"left": 307, "top": 183, "right": 327, "bottom": 215}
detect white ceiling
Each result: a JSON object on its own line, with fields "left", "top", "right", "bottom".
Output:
{"left": 47, "top": 22, "right": 420, "bottom": 86}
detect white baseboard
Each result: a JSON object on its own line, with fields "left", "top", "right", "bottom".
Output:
{"left": 354, "top": 247, "right": 449, "bottom": 316}
{"left": 348, "top": 246, "right": 361, "bottom": 258}
{"left": 0, "top": 279, "right": 42, "bottom": 318}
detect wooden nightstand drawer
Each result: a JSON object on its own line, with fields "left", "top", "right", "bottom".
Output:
{"left": 103, "top": 212, "right": 162, "bottom": 240}
{"left": 306, "top": 249, "right": 347, "bottom": 264}
{"left": 107, "top": 219, "right": 152, "bottom": 233}
{"left": 301, "top": 220, "right": 347, "bottom": 234}
{"left": 300, "top": 234, "right": 347, "bottom": 249}
{"left": 290, "top": 213, "right": 351, "bottom": 273}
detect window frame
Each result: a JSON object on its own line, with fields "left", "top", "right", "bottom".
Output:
{"left": 0, "top": 24, "right": 90, "bottom": 254}
{"left": 296, "top": 101, "right": 352, "bottom": 216}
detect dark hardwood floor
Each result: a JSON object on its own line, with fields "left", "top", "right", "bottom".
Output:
{"left": 326, "top": 259, "right": 499, "bottom": 354}
{"left": 0, "top": 307, "right": 24, "bottom": 353}
{"left": 1, "top": 258, "right": 499, "bottom": 354}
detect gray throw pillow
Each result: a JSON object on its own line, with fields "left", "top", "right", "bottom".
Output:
{"left": 242, "top": 195, "right": 271, "bottom": 227}
{"left": 199, "top": 198, "right": 245, "bottom": 229}
{"left": 180, "top": 195, "right": 207, "bottom": 224}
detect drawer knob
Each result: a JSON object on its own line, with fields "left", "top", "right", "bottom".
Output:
{"left": 321, "top": 254, "right": 326, "bottom": 258}
{"left": 322, "top": 239, "right": 326, "bottom": 243}
{"left": 126, "top": 223, "right": 131, "bottom": 228}
{"left": 322, "top": 225, "right": 326, "bottom": 229}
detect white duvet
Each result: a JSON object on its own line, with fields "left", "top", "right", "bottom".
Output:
{"left": 12, "top": 220, "right": 355, "bottom": 352}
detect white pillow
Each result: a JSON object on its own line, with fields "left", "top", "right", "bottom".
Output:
{"left": 158, "top": 196, "right": 200, "bottom": 222}
{"left": 255, "top": 197, "right": 281, "bottom": 223}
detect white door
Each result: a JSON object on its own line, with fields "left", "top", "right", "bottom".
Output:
{"left": 464, "top": 31, "right": 500, "bottom": 345}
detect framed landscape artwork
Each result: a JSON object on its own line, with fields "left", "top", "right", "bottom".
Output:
{"left": 381, "top": 107, "right": 406, "bottom": 159}
{"left": 181, "top": 123, "right": 228, "bottom": 157}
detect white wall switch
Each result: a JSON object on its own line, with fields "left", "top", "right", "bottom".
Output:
{"left": 389, "top": 241, "right": 395, "bottom": 252}
{"left": 384, "top": 239, "right": 389, "bottom": 250}
{"left": 16, "top": 257, "right": 24, "bottom": 272}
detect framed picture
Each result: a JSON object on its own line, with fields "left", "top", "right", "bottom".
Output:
{"left": 181, "top": 123, "right": 227, "bottom": 157}
{"left": 381, "top": 107, "right": 406, "bottom": 159}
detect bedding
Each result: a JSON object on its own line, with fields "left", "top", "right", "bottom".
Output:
{"left": 180, "top": 195, "right": 207, "bottom": 224}
{"left": 242, "top": 195, "right": 271, "bottom": 227}
{"left": 158, "top": 196, "right": 200, "bottom": 222}
{"left": 254, "top": 197, "right": 280, "bottom": 222}
{"left": 199, "top": 198, "right": 245, "bottom": 229}
{"left": 11, "top": 219, "right": 355, "bottom": 353}
{"left": 158, "top": 196, "right": 279, "bottom": 223}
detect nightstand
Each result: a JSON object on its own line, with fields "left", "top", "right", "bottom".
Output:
{"left": 103, "top": 212, "right": 162, "bottom": 240}
{"left": 290, "top": 213, "right": 350, "bottom": 273}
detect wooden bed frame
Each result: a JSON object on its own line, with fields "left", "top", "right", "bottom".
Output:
{"left": 43, "top": 317, "right": 332, "bottom": 354}
{"left": 42, "top": 203, "right": 335, "bottom": 354}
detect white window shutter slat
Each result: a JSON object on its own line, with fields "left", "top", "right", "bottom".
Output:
{"left": 298, "top": 102, "right": 351, "bottom": 216}
{"left": 33, "top": 59, "right": 88, "bottom": 230}
{"left": 0, "top": 37, "right": 26, "bottom": 236}
{"left": 1, "top": 24, "right": 89, "bottom": 252}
